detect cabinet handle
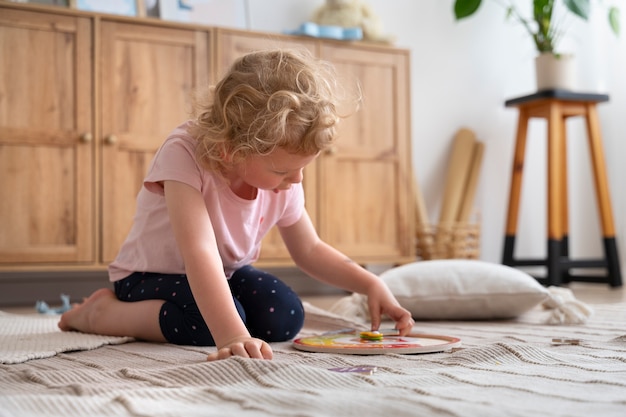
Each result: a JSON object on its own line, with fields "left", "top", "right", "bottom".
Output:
{"left": 104, "top": 134, "right": 118, "bottom": 145}
{"left": 325, "top": 146, "right": 338, "bottom": 155}
{"left": 80, "top": 132, "right": 93, "bottom": 143}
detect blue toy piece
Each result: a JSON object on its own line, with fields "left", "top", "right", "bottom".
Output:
{"left": 36, "top": 294, "right": 72, "bottom": 315}
{"left": 284, "top": 22, "right": 363, "bottom": 41}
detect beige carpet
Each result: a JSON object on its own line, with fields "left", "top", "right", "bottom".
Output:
{"left": 1, "top": 302, "right": 625, "bottom": 416}
{"left": 0, "top": 311, "right": 133, "bottom": 364}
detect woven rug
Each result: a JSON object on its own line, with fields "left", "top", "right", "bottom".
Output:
{"left": 0, "top": 311, "right": 133, "bottom": 364}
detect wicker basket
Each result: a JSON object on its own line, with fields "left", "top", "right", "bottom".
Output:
{"left": 416, "top": 222, "right": 480, "bottom": 260}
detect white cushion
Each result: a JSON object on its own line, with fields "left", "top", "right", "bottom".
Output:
{"left": 379, "top": 260, "right": 550, "bottom": 319}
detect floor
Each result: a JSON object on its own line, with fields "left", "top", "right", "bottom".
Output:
{"left": 2, "top": 282, "right": 624, "bottom": 315}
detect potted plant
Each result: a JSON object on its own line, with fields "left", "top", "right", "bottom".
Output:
{"left": 453, "top": 0, "right": 621, "bottom": 90}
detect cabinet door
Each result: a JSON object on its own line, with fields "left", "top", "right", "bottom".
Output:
{"left": 100, "top": 22, "right": 209, "bottom": 263}
{"left": 0, "top": 8, "right": 94, "bottom": 264}
{"left": 214, "top": 30, "right": 318, "bottom": 263}
{"left": 318, "top": 45, "right": 414, "bottom": 262}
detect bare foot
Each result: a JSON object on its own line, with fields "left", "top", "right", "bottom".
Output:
{"left": 58, "top": 288, "right": 117, "bottom": 333}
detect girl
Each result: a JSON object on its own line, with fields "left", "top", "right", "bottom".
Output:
{"left": 59, "top": 49, "right": 413, "bottom": 361}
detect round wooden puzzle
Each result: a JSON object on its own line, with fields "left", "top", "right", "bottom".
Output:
{"left": 293, "top": 331, "right": 461, "bottom": 355}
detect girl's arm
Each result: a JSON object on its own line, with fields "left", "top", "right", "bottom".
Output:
{"left": 163, "top": 180, "right": 272, "bottom": 360}
{"left": 279, "top": 211, "right": 414, "bottom": 334}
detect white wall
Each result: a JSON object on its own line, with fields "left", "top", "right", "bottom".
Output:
{"left": 245, "top": 0, "right": 626, "bottom": 274}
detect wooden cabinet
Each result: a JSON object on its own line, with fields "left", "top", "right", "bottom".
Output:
{"left": 0, "top": 4, "right": 414, "bottom": 275}
{"left": 0, "top": 4, "right": 210, "bottom": 269}
{"left": 0, "top": 8, "right": 94, "bottom": 265}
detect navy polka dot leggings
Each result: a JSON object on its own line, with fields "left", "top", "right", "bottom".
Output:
{"left": 113, "top": 265, "right": 305, "bottom": 346}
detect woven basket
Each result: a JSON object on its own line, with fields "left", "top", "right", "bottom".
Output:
{"left": 416, "top": 222, "right": 480, "bottom": 260}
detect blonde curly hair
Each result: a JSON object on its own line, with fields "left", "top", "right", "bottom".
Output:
{"left": 189, "top": 49, "right": 345, "bottom": 175}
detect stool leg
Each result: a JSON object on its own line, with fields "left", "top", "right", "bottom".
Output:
{"left": 503, "top": 109, "right": 529, "bottom": 266}
{"left": 585, "top": 104, "right": 622, "bottom": 287}
{"left": 560, "top": 115, "right": 571, "bottom": 283}
{"left": 546, "top": 103, "right": 566, "bottom": 286}
{"left": 604, "top": 238, "right": 623, "bottom": 288}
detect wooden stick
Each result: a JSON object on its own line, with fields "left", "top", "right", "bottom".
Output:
{"left": 438, "top": 128, "right": 477, "bottom": 225}
{"left": 412, "top": 169, "right": 434, "bottom": 259}
{"left": 411, "top": 170, "right": 429, "bottom": 227}
{"left": 457, "top": 141, "right": 485, "bottom": 222}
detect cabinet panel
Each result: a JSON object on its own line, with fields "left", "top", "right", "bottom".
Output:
{"left": 214, "top": 30, "right": 318, "bottom": 262}
{"left": 0, "top": 9, "right": 93, "bottom": 264}
{"left": 318, "top": 45, "right": 413, "bottom": 261}
{"left": 100, "top": 22, "right": 210, "bottom": 263}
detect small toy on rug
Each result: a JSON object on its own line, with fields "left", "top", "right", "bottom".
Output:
{"left": 311, "top": 0, "right": 395, "bottom": 44}
{"left": 35, "top": 294, "right": 72, "bottom": 315}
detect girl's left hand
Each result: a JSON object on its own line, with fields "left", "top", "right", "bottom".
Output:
{"left": 366, "top": 283, "right": 414, "bottom": 336}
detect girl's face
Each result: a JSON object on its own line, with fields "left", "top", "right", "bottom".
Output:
{"left": 231, "top": 148, "right": 318, "bottom": 193}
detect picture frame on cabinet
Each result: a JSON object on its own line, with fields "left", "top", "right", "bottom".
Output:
{"left": 157, "top": 0, "right": 249, "bottom": 29}
{"left": 70, "top": 0, "right": 145, "bottom": 17}
{"left": 10, "top": 0, "right": 69, "bottom": 6}
{"left": 144, "top": 0, "right": 159, "bottom": 17}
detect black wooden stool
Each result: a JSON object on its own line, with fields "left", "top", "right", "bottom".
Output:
{"left": 502, "top": 89, "right": 622, "bottom": 287}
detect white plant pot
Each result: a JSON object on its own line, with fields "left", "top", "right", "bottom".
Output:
{"left": 535, "top": 53, "right": 577, "bottom": 91}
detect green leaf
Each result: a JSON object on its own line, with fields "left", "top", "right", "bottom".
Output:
{"left": 608, "top": 7, "right": 620, "bottom": 36}
{"left": 533, "top": 0, "right": 553, "bottom": 24}
{"left": 454, "top": 0, "right": 482, "bottom": 19}
{"left": 563, "top": 0, "right": 590, "bottom": 20}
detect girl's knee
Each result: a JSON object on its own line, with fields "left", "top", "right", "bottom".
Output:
{"left": 249, "top": 294, "right": 305, "bottom": 342}
{"left": 230, "top": 266, "right": 306, "bottom": 341}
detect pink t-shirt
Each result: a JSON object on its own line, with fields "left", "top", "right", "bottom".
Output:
{"left": 108, "top": 122, "right": 305, "bottom": 281}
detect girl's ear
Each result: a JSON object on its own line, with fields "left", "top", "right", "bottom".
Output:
{"left": 220, "top": 144, "right": 232, "bottom": 162}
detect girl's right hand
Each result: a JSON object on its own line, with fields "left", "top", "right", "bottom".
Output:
{"left": 206, "top": 336, "right": 273, "bottom": 361}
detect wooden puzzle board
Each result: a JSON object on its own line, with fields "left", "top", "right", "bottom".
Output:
{"left": 293, "top": 332, "right": 461, "bottom": 355}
